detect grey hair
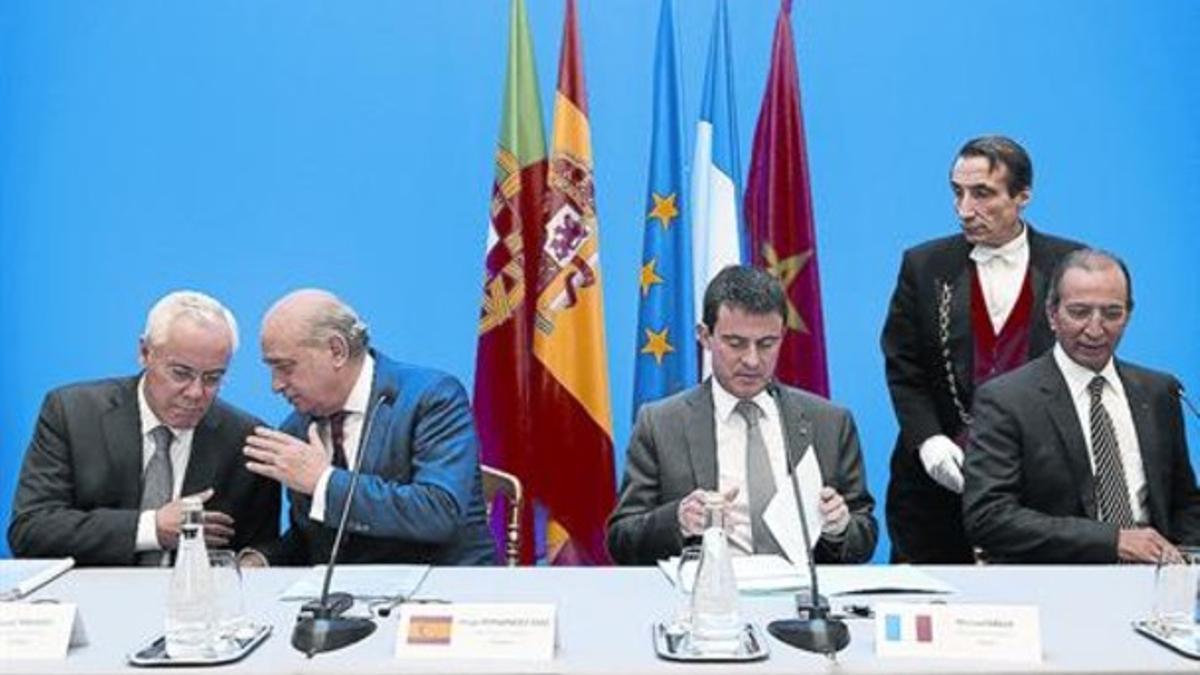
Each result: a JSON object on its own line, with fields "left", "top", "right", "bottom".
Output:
{"left": 303, "top": 296, "right": 370, "bottom": 358}
{"left": 1046, "top": 248, "right": 1135, "bottom": 312}
{"left": 142, "top": 290, "right": 239, "bottom": 352}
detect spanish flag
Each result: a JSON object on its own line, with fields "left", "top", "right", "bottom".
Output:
{"left": 531, "top": 0, "right": 615, "bottom": 565}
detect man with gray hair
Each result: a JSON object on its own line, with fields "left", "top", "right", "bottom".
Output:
{"left": 241, "top": 289, "right": 494, "bottom": 565}
{"left": 963, "top": 249, "right": 1200, "bottom": 562}
{"left": 8, "top": 291, "right": 280, "bottom": 565}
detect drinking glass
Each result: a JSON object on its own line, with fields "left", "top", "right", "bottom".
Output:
{"left": 208, "top": 550, "right": 250, "bottom": 651}
{"left": 1151, "top": 548, "right": 1198, "bottom": 634}
{"left": 667, "top": 544, "right": 703, "bottom": 639}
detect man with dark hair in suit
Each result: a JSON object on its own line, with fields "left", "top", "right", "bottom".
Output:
{"left": 882, "top": 135, "right": 1083, "bottom": 563}
{"left": 963, "top": 249, "right": 1200, "bottom": 563}
{"left": 239, "top": 289, "right": 494, "bottom": 566}
{"left": 8, "top": 291, "right": 280, "bottom": 566}
{"left": 607, "top": 265, "right": 876, "bottom": 565}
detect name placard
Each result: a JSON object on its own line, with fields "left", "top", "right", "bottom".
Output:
{"left": 875, "top": 602, "right": 1040, "bottom": 663}
{"left": 0, "top": 602, "right": 88, "bottom": 660}
{"left": 394, "top": 603, "right": 556, "bottom": 660}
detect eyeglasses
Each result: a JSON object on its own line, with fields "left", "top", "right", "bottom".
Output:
{"left": 1062, "top": 303, "right": 1128, "bottom": 324}
{"left": 162, "top": 363, "right": 226, "bottom": 389}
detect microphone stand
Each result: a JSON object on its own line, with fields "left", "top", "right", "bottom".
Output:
{"left": 292, "top": 390, "right": 394, "bottom": 657}
{"left": 764, "top": 386, "right": 850, "bottom": 657}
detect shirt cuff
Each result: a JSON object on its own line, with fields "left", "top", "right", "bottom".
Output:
{"left": 136, "top": 509, "right": 161, "bottom": 551}
{"left": 308, "top": 467, "right": 334, "bottom": 523}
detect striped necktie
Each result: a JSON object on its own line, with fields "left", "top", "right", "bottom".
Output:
{"left": 1088, "top": 376, "right": 1135, "bottom": 528}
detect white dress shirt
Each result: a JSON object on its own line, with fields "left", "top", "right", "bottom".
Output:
{"left": 1052, "top": 344, "right": 1149, "bottom": 524}
{"left": 135, "top": 377, "right": 196, "bottom": 551}
{"left": 711, "top": 379, "right": 791, "bottom": 556}
{"left": 309, "top": 354, "right": 376, "bottom": 523}
{"left": 969, "top": 223, "right": 1030, "bottom": 334}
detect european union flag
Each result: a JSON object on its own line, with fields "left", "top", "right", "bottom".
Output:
{"left": 633, "top": 0, "right": 697, "bottom": 418}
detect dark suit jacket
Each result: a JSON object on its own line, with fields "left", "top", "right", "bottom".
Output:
{"left": 259, "top": 351, "right": 495, "bottom": 566}
{"left": 881, "top": 225, "right": 1082, "bottom": 562}
{"left": 606, "top": 381, "right": 877, "bottom": 565}
{"left": 7, "top": 377, "right": 280, "bottom": 566}
{"left": 962, "top": 353, "right": 1200, "bottom": 563}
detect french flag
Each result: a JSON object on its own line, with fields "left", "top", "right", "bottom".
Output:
{"left": 690, "top": 0, "right": 747, "bottom": 359}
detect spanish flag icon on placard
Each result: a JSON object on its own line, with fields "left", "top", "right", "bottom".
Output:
{"left": 407, "top": 615, "right": 453, "bottom": 645}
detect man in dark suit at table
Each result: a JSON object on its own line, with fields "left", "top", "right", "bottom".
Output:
{"left": 963, "top": 249, "right": 1200, "bottom": 563}
{"left": 8, "top": 291, "right": 280, "bottom": 566}
{"left": 607, "top": 266, "right": 877, "bottom": 566}
{"left": 882, "top": 135, "right": 1083, "bottom": 563}
{"left": 239, "top": 289, "right": 494, "bottom": 566}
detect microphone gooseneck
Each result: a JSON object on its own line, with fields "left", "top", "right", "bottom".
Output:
{"left": 292, "top": 386, "right": 397, "bottom": 657}
{"left": 1177, "top": 383, "right": 1200, "bottom": 426}
{"left": 763, "top": 383, "right": 850, "bottom": 657}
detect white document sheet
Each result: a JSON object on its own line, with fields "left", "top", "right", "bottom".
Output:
{"left": 820, "top": 565, "right": 957, "bottom": 596}
{"left": 762, "top": 444, "right": 823, "bottom": 567}
{"left": 658, "top": 555, "right": 957, "bottom": 596}
{"left": 0, "top": 558, "right": 75, "bottom": 601}
{"left": 279, "top": 564, "right": 431, "bottom": 601}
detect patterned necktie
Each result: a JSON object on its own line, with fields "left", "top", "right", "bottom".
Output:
{"left": 137, "top": 425, "right": 175, "bottom": 566}
{"left": 1088, "top": 376, "right": 1135, "bottom": 528}
{"left": 328, "top": 411, "right": 349, "bottom": 470}
{"left": 735, "top": 400, "right": 780, "bottom": 554}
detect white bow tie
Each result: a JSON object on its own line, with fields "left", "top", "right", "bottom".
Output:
{"left": 970, "top": 246, "right": 1019, "bottom": 267}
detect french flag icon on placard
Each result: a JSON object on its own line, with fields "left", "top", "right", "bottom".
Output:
{"left": 884, "top": 612, "right": 934, "bottom": 643}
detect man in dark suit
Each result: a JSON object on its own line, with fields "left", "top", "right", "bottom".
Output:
{"left": 240, "top": 289, "right": 494, "bottom": 566}
{"left": 882, "top": 135, "right": 1083, "bottom": 563}
{"left": 963, "top": 250, "right": 1200, "bottom": 563}
{"left": 8, "top": 291, "right": 280, "bottom": 566}
{"left": 607, "top": 266, "right": 876, "bottom": 565}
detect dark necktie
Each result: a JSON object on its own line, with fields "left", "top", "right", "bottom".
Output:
{"left": 1088, "top": 376, "right": 1135, "bottom": 528}
{"left": 328, "top": 411, "right": 349, "bottom": 470}
{"left": 735, "top": 400, "right": 780, "bottom": 554}
{"left": 137, "top": 425, "right": 175, "bottom": 566}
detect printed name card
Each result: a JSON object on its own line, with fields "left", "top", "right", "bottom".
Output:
{"left": 875, "top": 602, "right": 1041, "bottom": 663}
{"left": 394, "top": 603, "right": 556, "bottom": 660}
{"left": 0, "top": 602, "right": 88, "bottom": 660}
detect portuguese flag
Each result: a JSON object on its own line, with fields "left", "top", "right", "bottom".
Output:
{"left": 473, "top": 0, "right": 546, "bottom": 565}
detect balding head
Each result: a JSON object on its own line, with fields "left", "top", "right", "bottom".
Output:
{"left": 260, "top": 289, "right": 369, "bottom": 416}
{"left": 263, "top": 289, "right": 370, "bottom": 358}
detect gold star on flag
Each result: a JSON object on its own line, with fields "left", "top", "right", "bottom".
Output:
{"left": 647, "top": 193, "right": 679, "bottom": 230}
{"left": 641, "top": 327, "right": 675, "bottom": 365}
{"left": 639, "top": 258, "right": 664, "bottom": 297}
{"left": 763, "top": 243, "right": 813, "bottom": 333}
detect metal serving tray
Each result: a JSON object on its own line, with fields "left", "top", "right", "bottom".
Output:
{"left": 127, "top": 624, "right": 272, "bottom": 667}
{"left": 653, "top": 621, "right": 769, "bottom": 662}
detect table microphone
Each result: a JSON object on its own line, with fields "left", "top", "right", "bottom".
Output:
{"left": 764, "top": 384, "right": 850, "bottom": 657}
{"left": 292, "top": 386, "right": 397, "bottom": 658}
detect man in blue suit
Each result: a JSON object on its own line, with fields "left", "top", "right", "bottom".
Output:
{"left": 240, "top": 289, "right": 494, "bottom": 566}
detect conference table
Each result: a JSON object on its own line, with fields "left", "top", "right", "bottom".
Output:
{"left": 3, "top": 564, "right": 1196, "bottom": 674}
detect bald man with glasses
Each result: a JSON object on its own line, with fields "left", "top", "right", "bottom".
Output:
{"left": 8, "top": 291, "right": 280, "bottom": 566}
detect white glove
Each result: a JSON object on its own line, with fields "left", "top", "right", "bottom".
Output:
{"left": 919, "top": 435, "right": 965, "bottom": 494}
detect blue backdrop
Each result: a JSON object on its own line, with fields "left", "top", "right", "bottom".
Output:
{"left": 2, "top": 1, "right": 1197, "bottom": 561}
